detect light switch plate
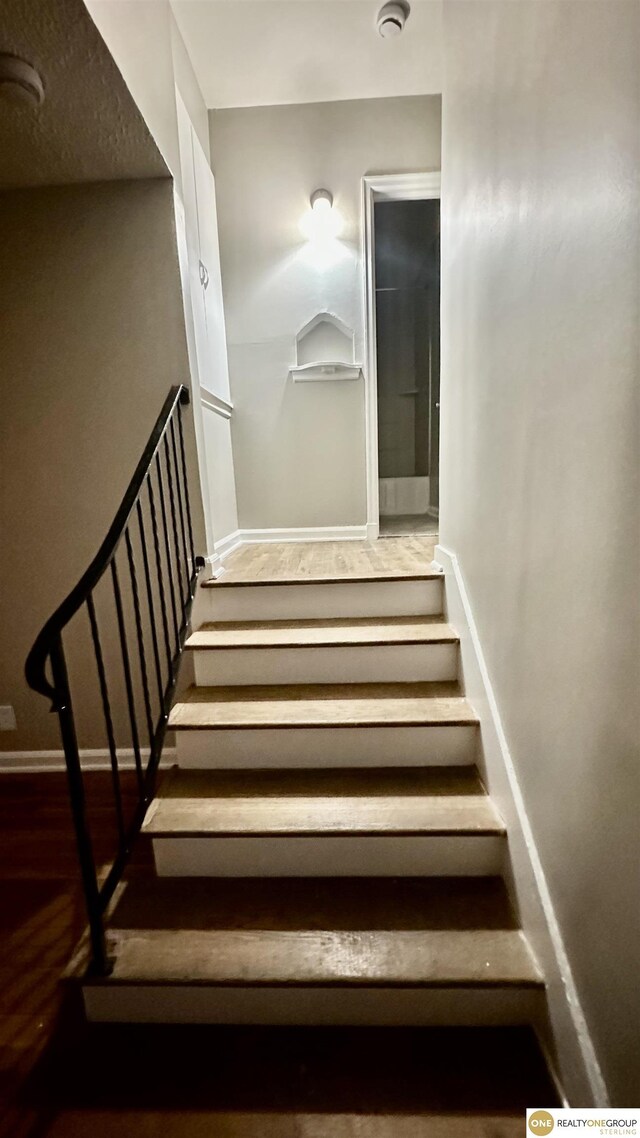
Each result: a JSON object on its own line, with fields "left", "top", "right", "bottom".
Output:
{"left": 0, "top": 706, "right": 17, "bottom": 731}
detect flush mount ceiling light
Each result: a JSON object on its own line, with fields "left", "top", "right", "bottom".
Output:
{"left": 0, "top": 53, "right": 45, "bottom": 107}
{"left": 310, "top": 188, "right": 333, "bottom": 212}
{"left": 376, "top": 0, "right": 410, "bottom": 38}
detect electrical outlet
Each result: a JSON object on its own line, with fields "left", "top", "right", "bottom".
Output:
{"left": 0, "top": 706, "right": 17, "bottom": 731}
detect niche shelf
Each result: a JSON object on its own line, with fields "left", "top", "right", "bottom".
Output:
{"left": 289, "top": 313, "right": 363, "bottom": 383}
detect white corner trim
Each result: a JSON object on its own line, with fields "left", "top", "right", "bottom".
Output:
{"left": 239, "top": 525, "right": 369, "bottom": 545}
{"left": 435, "top": 543, "right": 608, "bottom": 1108}
{"left": 0, "top": 747, "right": 177, "bottom": 774}
{"left": 200, "top": 386, "right": 233, "bottom": 419}
{"left": 362, "top": 175, "right": 380, "bottom": 535}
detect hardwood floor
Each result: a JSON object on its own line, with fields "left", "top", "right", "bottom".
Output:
{"left": 0, "top": 772, "right": 558, "bottom": 1137}
{"left": 211, "top": 536, "right": 438, "bottom": 584}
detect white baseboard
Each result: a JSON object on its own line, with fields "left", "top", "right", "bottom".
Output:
{"left": 435, "top": 543, "right": 607, "bottom": 1108}
{"left": 232, "top": 525, "right": 369, "bottom": 546}
{"left": 0, "top": 747, "right": 176, "bottom": 774}
{"left": 212, "top": 529, "right": 243, "bottom": 563}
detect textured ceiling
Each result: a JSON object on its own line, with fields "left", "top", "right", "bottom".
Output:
{"left": 171, "top": 0, "right": 442, "bottom": 109}
{"left": 0, "top": 0, "right": 168, "bottom": 187}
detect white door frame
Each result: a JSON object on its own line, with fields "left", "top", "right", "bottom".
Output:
{"left": 362, "top": 171, "right": 441, "bottom": 540}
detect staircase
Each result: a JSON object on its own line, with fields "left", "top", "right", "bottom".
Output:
{"left": 76, "top": 556, "right": 544, "bottom": 1026}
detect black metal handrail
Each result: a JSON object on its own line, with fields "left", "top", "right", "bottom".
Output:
{"left": 25, "top": 384, "right": 203, "bottom": 975}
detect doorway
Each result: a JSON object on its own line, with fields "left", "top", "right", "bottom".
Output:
{"left": 363, "top": 173, "right": 441, "bottom": 540}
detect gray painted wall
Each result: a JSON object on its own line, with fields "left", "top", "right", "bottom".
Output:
{"left": 440, "top": 0, "right": 640, "bottom": 1103}
{"left": 211, "top": 95, "right": 441, "bottom": 530}
{"left": 0, "top": 179, "right": 203, "bottom": 751}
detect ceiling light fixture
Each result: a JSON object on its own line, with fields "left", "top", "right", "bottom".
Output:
{"left": 376, "top": 1, "right": 410, "bottom": 38}
{"left": 0, "top": 53, "right": 45, "bottom": 107}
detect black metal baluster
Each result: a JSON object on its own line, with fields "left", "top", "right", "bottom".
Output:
{"left": 24, "top": 385, "right": 205, "bottom": 979}
{"left": 164, "top": 434, "right": 187, "bottom": 615}
{"left": 177, "top": 401, "right": 197, "bottom": 580}
{"left": 148, "top": 469, "right": 175, "bottom": 684}
{"left": 50, "top": 634, "right": 110, "bottom": 975}
{"left": 86, "top": 592, "right": 125, "bottom": 845}
{"left": 155, "top": 450, "right": 180, "bottom": 653}
{"left": 137, "top": 496, "right": 165, "bottom": 718}
{"left": 170, "top": 417, "right": 191, "bottom": 589}
{"left": 110, "top": 554, "right": 144, "bottom": 793}
{"left": 124, "top": 530, "right": 155, "bottom": 751}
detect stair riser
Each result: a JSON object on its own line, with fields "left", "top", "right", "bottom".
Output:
{"left": 83, "top": 985, "right": 542, "bottom": 1026}
{"left": 192, "top": 643, "right": 459, "bottom": 686}
{"left": 202, "top": 579, "right": 443, "bottom": 622}
{"left": 175, "top": 724, "right": 478, "bottom": 768}
{"left": 151, "top": 834, "right": 505, "bottom": 877}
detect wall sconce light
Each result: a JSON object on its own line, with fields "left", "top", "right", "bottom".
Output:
{"left": 300, "top": 187, "right": 346, "bottom": 268}
{"left": 303, "top": 188, "right": 340, "bottom": 241}
{"left": 310, "top": 188, "right": 333, "bottom": 213}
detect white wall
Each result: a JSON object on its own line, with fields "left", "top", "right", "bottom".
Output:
{"left": 440, "top": 0, "right": 639, "bottom": 1105}
{"left": 211, "top": 95, "right": 441, "bottom": 532}
{"left": 84, "top": 0, "right": 239, "bottom": 556}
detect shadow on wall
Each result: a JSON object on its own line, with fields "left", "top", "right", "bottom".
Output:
{"left": 0, "top": 178, "right": 202, "bottom": 753}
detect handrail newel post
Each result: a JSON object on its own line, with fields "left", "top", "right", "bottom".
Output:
{"left": 51, "top": 651, "right": 110, "bottom": 976}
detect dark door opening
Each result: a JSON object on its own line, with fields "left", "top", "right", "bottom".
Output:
{"left": 374, "top": 197, "right": 440, "bottom": 537}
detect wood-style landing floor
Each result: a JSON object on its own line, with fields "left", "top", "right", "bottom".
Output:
{"left": 214, "top": 536, "right": 438, "bottom": 584}
{"left": 379, "top": 515, "right": 439, "bottom": 537}
{"left": 0, "top": 772, "right": 558, "bottom": 1137}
